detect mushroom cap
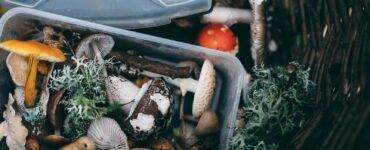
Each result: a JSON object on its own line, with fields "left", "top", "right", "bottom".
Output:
{"left": 195, "top": 109, "right": 219, "bottom": 135}
{"left": 197, "top": 24, "right": 237, "bottom": 53}
{"left": 106, "top": 76, "right": 139, "bottom": 114}
{"left": 87, "top": 117, "right": 129, "bottom": 150}
{"left": 75, "top": 34, "right": 114, "bottom": 59}
{"left": 6, "top": 53, "right": 28, "bottom": 86}
{"left": 0, "top": 40, "right": 66, "bottom": 62}
{"left": 60, "top": 136, "right": 96, "bottom": 150}
{"left": 192, "top": 59, "right": 216, "bottom": 118}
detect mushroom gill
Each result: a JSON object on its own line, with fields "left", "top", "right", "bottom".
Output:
{"left": 87, "top": 117, "right": 129, "bottom": 150}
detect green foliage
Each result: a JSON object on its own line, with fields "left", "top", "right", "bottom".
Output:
{"left": 231, "top": 62, "right": 315, "bottom": 150}
{"left": 49, "top": 57, "right": 112, "bottom": 139}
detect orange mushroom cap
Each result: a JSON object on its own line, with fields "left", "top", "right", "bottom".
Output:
{"left": 197, "top": 23, "right": 237, "bottom": 53}
{"left": 0, "top": 40, "right": 66, "bottom": 62}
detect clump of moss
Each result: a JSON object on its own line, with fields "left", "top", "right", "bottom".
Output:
{"left": 231, "top": 62, "right": 315, "bottom": 150}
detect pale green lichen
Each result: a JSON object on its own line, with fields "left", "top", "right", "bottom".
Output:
{"left": 23, "top": 104, "right": 44, "bottom": 134}
{"left": 49, "top": 57, "right": 112, "bottom": 139}
{"left": 231, "top": 62, "right": 315, "bottom": 150}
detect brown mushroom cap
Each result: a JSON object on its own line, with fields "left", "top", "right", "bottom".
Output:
{"left": 192, "top": 59, "right": 216, "bottom": 118}
{"left": 195, "top": 109, "right": 219, "bottom": 135}
{"left": 0, "top": 40, "right": 66, "bottom": 62}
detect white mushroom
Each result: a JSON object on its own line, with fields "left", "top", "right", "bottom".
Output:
{"left": 0, "top": 94, "right": 28, "bottom": 150}
{"left": 76, "top": 34, "right": 144, "bottom": 115}
{"left": 164, "top": 59, "right": 216, "bottom": 118}
{"left": 75, "top": 34, "right": 114, "bottom": 59}
{"left": 6, "top": 52, "right": 28, "bottom": 86}
{"left": 87, "top": 117, "right": 129, "bottom": 150}
{"left": 106, "top": 76, "right": 140, "bottom": 114}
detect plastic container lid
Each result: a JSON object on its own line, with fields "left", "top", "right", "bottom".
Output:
{"left": 1, "top": 0, "right": 212, "bottom": 29}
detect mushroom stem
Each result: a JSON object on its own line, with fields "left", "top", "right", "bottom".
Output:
{"left": 24, "top": 56, "right": 39, "bottom": 108}
{"left": 202, "top": 7, "right": 252, "bottom": 26}
{"left": 250, "top": 0, "right": 266, "bottom": 68}
{"left": 90, "top": 41, "right": 113, "bottom": 103}
{"left": 164, "top": 77, "right": 197, "bottom": 96}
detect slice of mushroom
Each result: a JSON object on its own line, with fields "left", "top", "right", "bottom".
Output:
{"left": 0, "top": 94, "right": 28, "bottom": 150}
{"left": 59, "top": 136, "right": 95, "bottom": 150}
{"left": 87, "top": 117, "right": 129, "bottom": 150}
{"left": 164, "top": 59, "right": 216, "bottom": 118}
{"left": 0, "top": 40, "right": 66, "bottom": 108}
{"left": 126, "top": 79, "right": 174, "bottom": 141}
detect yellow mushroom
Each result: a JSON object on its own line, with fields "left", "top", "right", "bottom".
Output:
{"left": 0, "top": 40, "right": 66, "bottom": 107}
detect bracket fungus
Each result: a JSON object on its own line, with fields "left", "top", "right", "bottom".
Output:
{"left": 0, "top": 94, "right": 28, "bottom": 150}
{"left": 0, "top": 40, "right": 66, "bottom": 107}
{"left": 87, "top": 117, "right": 129, "bottom": 150}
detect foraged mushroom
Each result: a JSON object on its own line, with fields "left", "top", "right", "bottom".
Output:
{"left": 195, "top": 109, "right": 219, "bottom": 135}
{"left": 197, "top": 24, "right": 238, "bottom": 55}
{"left": 6, "top": 53, "right": 50, "bottom": 87}
{"left": 47, "top": 89, "right": 65, "bottom": 132}
{"left": 60, "top": 136, "right": 95, "bottom": 150}
{"left": 0, "top": 94, "right": 28, "bottom": 150}
{"left": 43, "top": 134, "right": 70, "bottom": 146}
{"left": 0, "top": 40, "right": 66, "bottom": 107}
{"left": 87, "top": 117, "right": 129, "bottom": 150}
{"left": 126, "top": 79, "right": 174, "bottom": 141}
{"left": 106, "top": 76, "right": 140, "bottom": 114}
{"left": 75, "top": 34, "right": 118, "bottom": 105}
{"left": 173, "top": 123, "right": 198, "bottom": 148}
{"left": 75, "top": 34, "right": 114, "bottom": 59}
{"left": 26, "top": 136, "right": 40, "bottom": 150}
{"left": 164, "top": 59, "right": 216, "bottom": 118}
{"left": 6, "top": 53, "right": 28, "bottom": 86}
{"left": 149, "top": 138, "right": 173, "bottom": 150}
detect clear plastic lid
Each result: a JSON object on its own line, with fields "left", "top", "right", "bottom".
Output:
{"left": 1, "top": 0, "right": 212, "bottom": 29}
